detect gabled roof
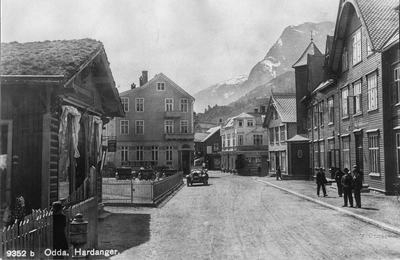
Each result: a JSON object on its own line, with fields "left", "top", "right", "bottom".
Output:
{"left": 120, "top": 73, "right": 195, "bottom": 102}
{"left": 329, "top": 0, "right": 399, "bottom": 73}
{"left": 292, "top": 41, "right": 322, "bottom": 68}
{"left": 267, "top": 94, "right": 297, "bottom": 123}
{"left": 201, "top": 126, "right": 221, "bottom": 142}
{"left": 194, "top": 132, "right": 209, "bottom": 142}
{"left": 1, "top": 39, "right": 102, "bottom": 81}
{"left": 224, "top": 112, "right": 254, "bottom": 128}
{"left": 286, "top": 134, "right": 310, "bottom": 142}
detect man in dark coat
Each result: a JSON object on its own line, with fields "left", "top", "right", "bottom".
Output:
{"left": 334, "top": 168, "right": 344, "bottom": 197}
{"left": 353, "top": 165, "right": 363, "bottom": 208}
{"left": 316, "top": 167, "right": 328, "bottom": 197}
{"left": 52, "top": 201, "right": 69, "bottom": 254}
{"left": 341, "top": 168, "right": 353, "bottom": 207}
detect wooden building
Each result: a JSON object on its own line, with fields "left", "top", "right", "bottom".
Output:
{"left": 194, "top": 126, "right": 221, "bottom": 170}
{"left": 0, "top": 39, "right": 124, "bottom": 211}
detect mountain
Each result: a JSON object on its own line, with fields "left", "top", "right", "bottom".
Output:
{"left": 193, "top": 21, "right": 335, "bottom": 113}
{"left": 193, "top": 75, "right": 247, "bottom": 113}
{"left": 197, "top": 71, "right": 295, "bottom": 123}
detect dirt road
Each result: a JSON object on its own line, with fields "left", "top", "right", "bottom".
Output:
{"left": 98, "top": 171, "right": 400, "bottom": 260}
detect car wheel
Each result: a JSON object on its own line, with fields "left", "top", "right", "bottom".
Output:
{"left": 187, "top": 181, "right": 189, "bottom": 186}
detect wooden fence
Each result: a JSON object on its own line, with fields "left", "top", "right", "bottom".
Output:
{"left": 0, "top": 196, "right": 98, "bottom": 259}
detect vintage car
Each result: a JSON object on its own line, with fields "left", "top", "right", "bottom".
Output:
{"left": 137, "top": 168, "right": 155, "bottom": 181}
{"left": 186, "top": 169, "right": 208, "bottom": 186}
{"left": 115, "top": 167, "right": 134, "bottom": 180}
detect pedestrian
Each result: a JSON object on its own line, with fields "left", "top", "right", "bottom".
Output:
{"left": 316, "top": 167, "right": 328, "bottom": 197}
{"left": 52, "top": 201, "right": 69, "bottom": 258}
{"left": 353, "top": 165, "right": 363, "bottom": 208}
{"left": 334, "top": 168, "right": 344, "bottom": 197}
{"left": 276, "top": 166, "right": 282, "bottom": 180}
{"left": 341, "top": 168, "right": 353, "bottom": 207}
{"left": 202, "top": 162, "right": 206, "bottom": 170}
{"left": 257, "top": 164, "right": 262, "bottom": 177}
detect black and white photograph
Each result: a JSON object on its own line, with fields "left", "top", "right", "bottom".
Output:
{"left": 1, "top": 0, "right": 400, "bottom": 259}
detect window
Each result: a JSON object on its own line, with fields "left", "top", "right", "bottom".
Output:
{"left": 353, "top": 81, "right": 362, "bottom": 114}
{"left": 213, "top": 142, "right": 219, "bottom": 152}
{"left": 281, "top": 151, "right": 286, "bottom": 172}
{"left": 269, "top": 128, "right": 274, "bottom": 144}
{"left": 367, "top": 72, "right": 378, "bottom": 110}
{"left": 247, "top": 120, "right": 254, "bottom": 127}
{"left": 165, "top": 98, "right": 173, "bottom": 111}
{"left": 232, "top": 133, "right": 236, "bottom": 147}
{"left": 342, "top": 47, "right": 348, "bottom": 71}
{"left": 157, "top": 82, "right": 165, "bottom": 91}
{"left": 318, "top": 101, "right": 324, "bottom": 126}
{"left": 253, "top": 135, "right": 263, "bottom": 145}
{"left": 342, "top": 87, "right": 349, "bottom": 117}
{"left": 136, "top": 98, "right": 144, "bottom": 112}
{"left": 222, "top": 135, "right": 226, "bottom": 148}
{"left": 121, "top": 97, "right": 129, "bottom": 112}
{"left": 342, "top": 137, "right": 350, "bottom": 169}
{"left": 366, "top": 40, "right": 374, "bottom": 56}
{"left": 396, "top": 133, "right": 400, "bottom": 177}
{"left": 393, "top": 66, "right": 400, "bottom": 104}
{"left": 180, "top": 120, "right": 188, "bottom": 133}
{"left": 368, "top": 134, "right": 380, "bottom": 174}
{"left": 121, "top": 146, "right": 129, "bottom": 162}
{"left": 238, "top": 134, "right": 244, "bottom": 146}
{"left": 307, "top": 108, "right": 312, "bottom": 129}
{"left": 152, "top": 146, "right": 159, "bottom": 161}
{"left": 136, "top": 146, "right": 143, "bottom": 161}
{"left": 280, "top": 125, "right": 286, "bottom": 142}
{"left": 328, "top": 97, "right": 334, "bottom": 124}
{"left": 120, "top": 120, "right": 129, "bottom": 134}
{"left": 352, "top": 30, "right": 362, "bottom": 65}
{"left": 314, "top": 142, "right": 320, "bottom": 168}
{"left": 135, "top": 120, "right": 144, "bottom": 134}
{"left": 227, "top": 134, "right": 231, "bottom": 147}
{"left": 320, "top": 141, "right": 325, "bottom": 169}
{"left": 166, "top": 145, "right": 173, "bottom": 162}
{"left": 313, "top": 105, "right": 319, "bottom": 127}
{"left": 165, "top": 120, "right": 173, "bottom": 133}
{"left": 274, "top": 110, "right": 279, "bottom": 120}
{"left": 238, "top": 120, "right": 243, "bottom": 127}
{"left": 275, "top": 127, "right": 279, "bottom": 143}
{"left": 180, "top": 99, "right": 188, "bottom": 112}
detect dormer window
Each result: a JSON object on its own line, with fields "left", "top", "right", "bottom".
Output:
{"left": 238, "top": 120, "right": 243, "bottom": 127}
{"left": 247, "top": 120, "right": 254, "bottom": 127}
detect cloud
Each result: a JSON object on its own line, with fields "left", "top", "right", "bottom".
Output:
{"left": 1, "top": 0, "right": 338, "bottom": 94}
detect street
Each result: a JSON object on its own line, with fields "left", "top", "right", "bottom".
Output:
{"left": 98, "top": 171, "right": 400, "bottom": 260}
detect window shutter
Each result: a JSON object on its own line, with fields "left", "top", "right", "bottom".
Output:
{"left": 390, "top": 82, "right": 398, "bottom": 105}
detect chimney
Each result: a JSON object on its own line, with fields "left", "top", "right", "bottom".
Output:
{"left": 139, "top": 70, "right": 148, "bottom": 86}
{"left": 254, "top": 108, "right": 259, "bottom": 113}
{"left": 260, "top": 105, "right": 266, "bottom": 113}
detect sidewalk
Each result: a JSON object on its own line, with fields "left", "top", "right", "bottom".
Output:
{"left": 255, "top": 176, "right": 400, "bottom": 236}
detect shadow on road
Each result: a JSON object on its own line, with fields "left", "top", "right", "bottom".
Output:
{"left": 97, "top": 213, "right": 150, "bottom": 258}
{"left": 359, "top": 207, "right": 379, "bottom": 211}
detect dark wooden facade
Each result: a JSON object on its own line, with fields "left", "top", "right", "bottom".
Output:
{"left": 1, "top": 40, "right": 124, "bottom": 211}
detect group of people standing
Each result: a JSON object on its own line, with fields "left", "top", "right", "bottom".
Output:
{"left": 335, "top": 165, "right": 364, "bottom": 208}
{"left": 316, "top": 165, "right": 364, "bottom": 208}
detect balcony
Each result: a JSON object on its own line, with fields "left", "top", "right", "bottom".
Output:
{"left": 164, "top": 111, "right": 182, "bottom": 118}
{"left": 165, "top": 132, "right": 194, "bottom": 141}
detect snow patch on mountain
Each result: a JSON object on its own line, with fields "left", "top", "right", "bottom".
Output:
{"left": 260, "top": 57, "right": 281, "bottom": 78}
{"left": 277, "top": 38, "right": 283, "bottom": 47}
{"left": 215, "top": 75, "right": 248, "bottom": 88}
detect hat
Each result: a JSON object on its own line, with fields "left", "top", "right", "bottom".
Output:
{"left": 343, "top": 168, "right": 349, "bottom": 172}
{"left": 353, "top": 165, "right": 358, "bottom": 168}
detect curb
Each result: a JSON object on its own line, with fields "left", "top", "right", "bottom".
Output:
{"left": 254, "top": 177, "right": 400, "bottom": 236}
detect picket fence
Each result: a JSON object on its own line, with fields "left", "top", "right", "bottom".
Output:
{"left": 0, "top": 196, "right": 98, "bottom": 259}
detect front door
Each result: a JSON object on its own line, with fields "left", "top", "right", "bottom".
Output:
{"left": 355, "top": 133, "right": 363, "bottom": 171}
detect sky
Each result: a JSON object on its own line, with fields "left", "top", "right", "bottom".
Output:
{"left": 1, "top": 0, "right": 339, "bottom": 95}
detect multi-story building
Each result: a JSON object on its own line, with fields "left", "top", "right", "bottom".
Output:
{"left": 220, "top": 109, "right": 269, "bottom": 175}
{"left": 113, "top": 71, "right": 195, "bottom": 175}
{"left": 263, "top": 94, "right": 304, "bottom": 178}
{"left": 296, "top": 0, "right": 399, "bottom": 192}
{"left": 194, "top": 126, "right": 222, "bottom": 170}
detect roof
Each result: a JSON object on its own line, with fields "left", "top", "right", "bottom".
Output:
{"left": 120, "top": 73, "right": 195, "bottom": 102}
{"left": 312, "top": 79, "right": 335, "bottom": 94}
{"left": 271, "top": 94, "right": 297, "bottom": 123}
{"left": 292, "top": 41, "right": 322, "bottom": 68}
{"left": 1, "top": 39, "right": 103, "bottom": 81}
{"left": 357, "top": 0, "right": 399, "bottom": 50}
{"left": 329, "top": 0, "right": 399, "bottom": 72}
{"left": 286, "top": 134, "right": 310, "bottom": 142}
{"left": 194, "top": 132, "right": 209, "bottom": 142}
{"left": 201, "top": 126, "right": 221, "bottom": 142}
